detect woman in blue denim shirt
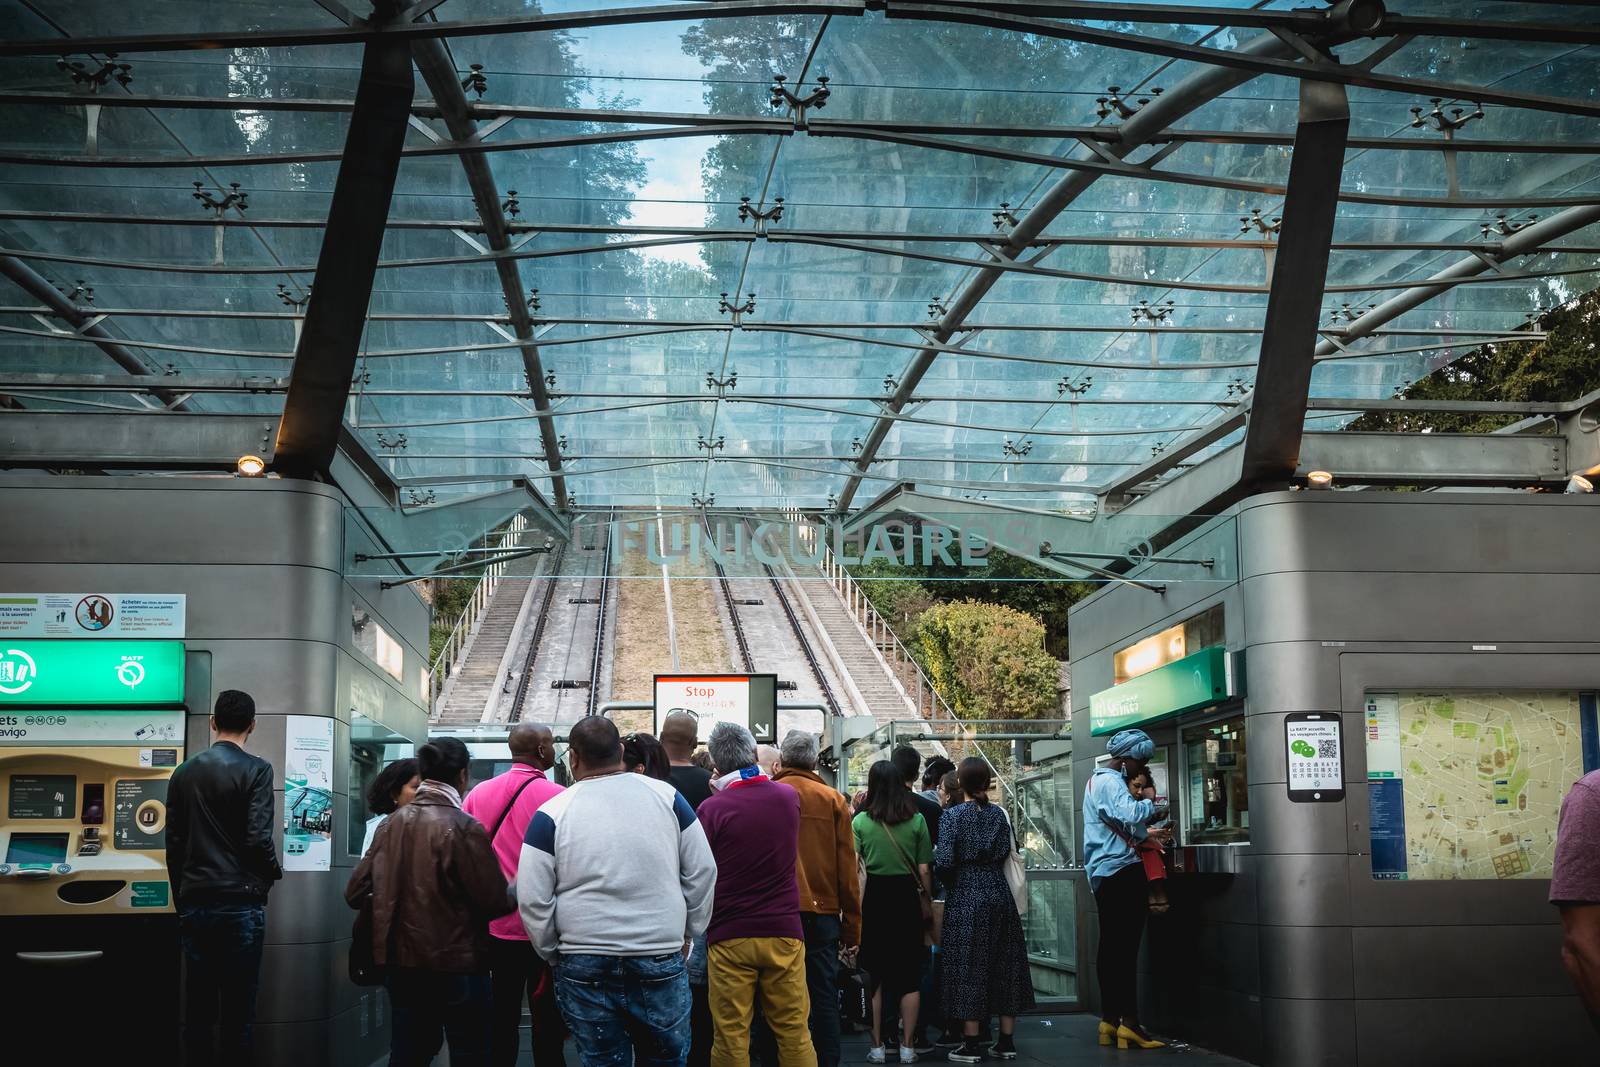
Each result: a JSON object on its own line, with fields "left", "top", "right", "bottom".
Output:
{"left": 1081, "top": 729, "right": 1172, "bottom": 1051}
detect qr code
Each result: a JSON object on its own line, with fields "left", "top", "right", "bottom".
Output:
{"left": 1318, "top": 740, "right": 1339, "bottom": 758}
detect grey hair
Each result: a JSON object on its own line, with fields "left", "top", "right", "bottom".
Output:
{"left": 779, "top": 729, "right": 820, "bottom": 770}
{"left": 707, "top": 720, "right": 758, "bottom": 774}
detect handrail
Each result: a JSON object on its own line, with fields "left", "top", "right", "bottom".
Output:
{"left": 810, "top": 530, "right": 1017, "bottom": 808}
{"left": 427, "top": 514, "right": 528, "bottom": 715}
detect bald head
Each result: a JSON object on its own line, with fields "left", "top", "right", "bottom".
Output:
{"left": 660, "top": 710, "right": 699, "bottom": 763}
{"left": 757, "top": 744, "right": 781, "bottom": 777}
{"left": 509, "top": 722, "right": 555, "bottom": 770}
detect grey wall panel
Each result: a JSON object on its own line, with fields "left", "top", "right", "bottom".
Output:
{"left": 1258, "top": 923, "right": 1354, "bottom": 1000}
{"left": 1260, "top": 996, "right": 1357, "bottom": 1067}
{"left": 255, "top": 997, "right": 386, "bottom": 1067}
{"left": 1145, "top": 917, "right": 1261, "bottom": 996}
{"left": 1179, "top": 855, "right": 1260, "bottom": 927}
{"left": 1244, "top": 570, "right": 1600, "bottom": 646}
{"left": 1343, "top": 854, "right": 1563, "bottom": 928}
{"left": 256, "top": 936, "right": 363, "bottom": 1021}
{"left": 270, "top": 852, "right": 358, "bottom": 946}
{"left": 0, "top": 477, "right": 345, "bottom": 570}
{"left": 1353, "top": 994, "right": 1592, "bottom": 1066}
{"left": 1351, "top": 924, "right": 1570, "bottom": 999}
{"left": 1246, "top": 782, "right": 1352, "bottom": 856}
{"left": 1238, "top": 492, "right": 1600, "bottom": 579}
{"left": 1143, "top": 981, "right": 1264, "bottom": 1065}
{"left": 1241, "top": 642, "right": 1344, "bottom": 717}
{"left": 1254, "top": 853, "right": 1351, "bottom": 928}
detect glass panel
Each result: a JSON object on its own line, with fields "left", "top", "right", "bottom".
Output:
{"left": 1365, "top": 690, "right": 1600, "bottom": 881}
{"left": 347, "top": 714, "right": 416, "bottom": 859}
{"left": 1182, "top": 715, "right": 1250, "bottom": 845}
{"left": 1025, "top": 876, "right": 1077, "bottom": 1002}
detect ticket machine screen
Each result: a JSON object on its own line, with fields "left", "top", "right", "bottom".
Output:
{"left": 6, "top": 832, "right": 69, "bottom": 866}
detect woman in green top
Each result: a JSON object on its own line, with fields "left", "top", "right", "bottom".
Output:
{"left": 852, "top": 760, "right": 934, "bottom": 1064}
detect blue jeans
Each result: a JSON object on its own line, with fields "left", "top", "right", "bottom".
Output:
{"left": 386, "top": 968, "right": 493, "bottom": 1067}
{"left": 179, "top": 901, "right": 266, "bottom": 1066}
{"left": 803, "top": 913, "right": 843, "bottom": 1067}
{"left": 555, "top": 952, "right": 691, "bottom": 1067}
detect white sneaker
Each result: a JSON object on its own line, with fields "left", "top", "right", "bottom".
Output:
{"left": 867, "top": 1047, "right": 887, "bottom": 1064}
{"left": 899, "top": 1045, "right": 918, "bottom": 1063}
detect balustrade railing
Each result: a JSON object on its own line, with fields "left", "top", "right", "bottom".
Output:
{"left": 426, "top": 514, "right": 528, "bottom": 715}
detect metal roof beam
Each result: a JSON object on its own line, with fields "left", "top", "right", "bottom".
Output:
{"left": 272, "top": 32, "right": 414, "bottom": 479}
{"left": 2, "top": 0, "right": 1592, "bottom": 56}
{"left": 1236, "top": 78, "right": 1349, "bottom": 486}
{"left": 0, "top": 256, "right": 192, "bottom": 411}
{"left": 410, "top": 34, "right": 568, "bottom": 509}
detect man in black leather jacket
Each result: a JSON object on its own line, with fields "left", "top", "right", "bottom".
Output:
{"left": 166, "top": 689, "right": 283, "bottom": 1066}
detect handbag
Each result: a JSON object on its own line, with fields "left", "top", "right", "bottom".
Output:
{"left": 880, "top": 820, "right": 937, "bottom": 945}
{"left": 1000, "top": 810, "right": 1029, "bottom": 918}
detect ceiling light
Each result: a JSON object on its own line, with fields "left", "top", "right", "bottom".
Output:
{"left": 1305, "top": 470, "right": 1334, "bottom": 490}
{"left": 236, "top": 454, "right": 266, "bottom": 477}
{"left": 1565, "top": 473, "right": 1594, "bottom": 495}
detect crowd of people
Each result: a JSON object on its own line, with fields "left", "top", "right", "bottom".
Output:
{"left": 339, "top": 711, "right": 1033, "bottom": 1066}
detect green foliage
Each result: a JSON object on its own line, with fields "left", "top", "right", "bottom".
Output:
{"left": 427, "top": 578, "right": 479, "bottom": 664}
{"left": 1348, "top": 291, "right": 1600, "bottom": 434}
{"left": 913, "top": 600, "right": 1059, "bottom": 722}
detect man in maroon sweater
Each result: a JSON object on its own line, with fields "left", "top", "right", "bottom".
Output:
{"left": 698, "top": 720, "right": 817, "bottom": 1067}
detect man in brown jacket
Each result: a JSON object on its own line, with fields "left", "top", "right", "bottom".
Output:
{"left": 347, "top": 737, "right": 513, "bottom": 1066}
{"left": 772, "top": 729, "right": 862, "bottom": 1067}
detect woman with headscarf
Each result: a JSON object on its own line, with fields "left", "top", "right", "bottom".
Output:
{"left": 1082, "top": 728, "right": 1172, "bottom": 1050}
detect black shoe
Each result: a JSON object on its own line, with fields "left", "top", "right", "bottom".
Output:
{"left": 987, "top": 1038, "right": 1017, "bottom": 1061}
{"left": 947, "top": 1042, "right": 986, "bottom": 1063}
{"left": 934, "top": 1033, "right": 964, "bottom": 1049}
{"left": 913, "top": 1037, "right": 938, "bottom": 1055}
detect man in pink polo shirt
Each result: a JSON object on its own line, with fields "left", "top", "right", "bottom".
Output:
{"left": 463, "top": 721, "right": 567, "bottom": 1067}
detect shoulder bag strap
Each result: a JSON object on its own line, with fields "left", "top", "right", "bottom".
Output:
{"left": 880, "top": 818, "right": 928, "bottom": 896}
{"left": 488, "top": 774, "right": 540, "bottom": 843}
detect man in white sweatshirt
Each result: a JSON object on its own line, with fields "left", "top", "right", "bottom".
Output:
{"left": 518, "top": 715, "right": 717, "bottom": 1065}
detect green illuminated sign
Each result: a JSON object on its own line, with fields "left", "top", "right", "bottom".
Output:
{"left": 1089, "top": 645, "right": 1236, "bottom": 736}
{"left": 0, "top": 641, "right": 185, "bottom": 706}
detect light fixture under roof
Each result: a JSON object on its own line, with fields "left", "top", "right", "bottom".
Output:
{"left": 1305, "top": 470, "right": 1334, "bottom": 489}
{"left": 236, "top": 454, "right": 266, "bottom": 477}
{"left": 1564, "top": 473, "right": 1594, "bottom": 495}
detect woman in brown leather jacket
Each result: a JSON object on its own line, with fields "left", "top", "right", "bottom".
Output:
{"left": 347, "top": 736, "right": 514, "bottom": 1066}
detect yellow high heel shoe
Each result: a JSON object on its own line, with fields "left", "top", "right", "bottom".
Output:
{"left": 1097, "top": 1021, "right": 1116, "bottom": 1046}
{"left": 1116, "top": 1025, "right": 1167, "bottom": 1050}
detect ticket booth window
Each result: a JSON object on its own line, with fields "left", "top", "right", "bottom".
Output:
{"left": 1183, "top": 716, "right": 1249, "bottom": 845}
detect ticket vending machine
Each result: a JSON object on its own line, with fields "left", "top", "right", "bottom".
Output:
{"left": 0, "top": 640, "right": 188, "bottom": 1053}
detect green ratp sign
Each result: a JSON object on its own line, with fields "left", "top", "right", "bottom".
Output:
{"left": 0, "top": 641, "right": 185, "bottom": 706}
{"left": 1088, "top": 645, "right": 1235, "bottom": 736}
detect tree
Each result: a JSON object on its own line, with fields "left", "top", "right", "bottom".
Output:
{"left": 1348, "top": 290, "right": 1600, "bottom": 434}
{"left": 913, "top": 600, "right": 1060, "bottom": 722}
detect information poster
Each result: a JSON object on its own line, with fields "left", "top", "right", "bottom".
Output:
{"left": 1285, "top": 717, "right": 1343, "bottom": 799}
{"left": 283, "top": 715, "right": 334, "bottom": 871}
{"left": 0, "top": 593, "right": 185, "bottom": 638}
{"left": 654, "top": 674, "right": 778, "bottom": 743}
{"left": 113, "top": 778, "right": 168, "bottom": 851}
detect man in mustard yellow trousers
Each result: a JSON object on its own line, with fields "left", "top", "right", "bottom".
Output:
{"left": 698, "top": 722, "right": 818, "bottom": 1067}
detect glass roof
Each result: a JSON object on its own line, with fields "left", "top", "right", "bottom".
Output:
{"left": 0, "top": 0, "right": 1596, "bottom": 511}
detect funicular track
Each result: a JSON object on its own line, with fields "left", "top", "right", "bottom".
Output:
{"left": 703, "top": 511, "right": 842, "bottom": 719}
{"left": 506, "top": 509, "right": 615, "bottom": 724}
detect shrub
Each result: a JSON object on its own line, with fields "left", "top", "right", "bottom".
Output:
{"left": 913, "top": 600, "right": 1059, "bottom": 722}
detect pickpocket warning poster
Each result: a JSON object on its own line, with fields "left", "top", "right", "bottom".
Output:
{"left": 283, "top": 715, "right": 334, "bottom": 871}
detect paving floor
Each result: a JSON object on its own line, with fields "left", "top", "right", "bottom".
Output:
{"left": 487, "top": 1013, "right": 1250, "bottom": 1066}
